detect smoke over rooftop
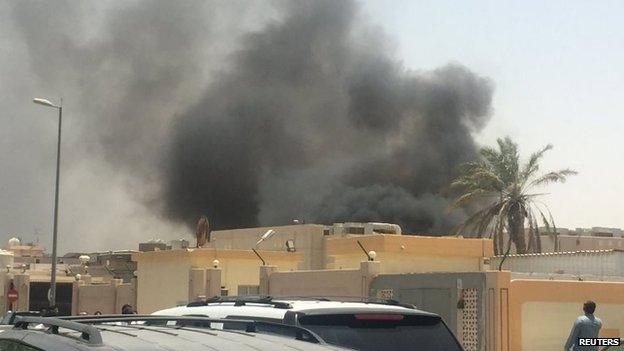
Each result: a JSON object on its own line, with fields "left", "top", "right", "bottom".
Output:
{"left": 163, "top": 1, "right": 493, "bottom": 233}
{"left": 1, "top": 0, "right": 492, "bottom": 250}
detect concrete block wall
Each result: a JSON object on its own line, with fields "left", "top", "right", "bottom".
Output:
{"left": 261, "top": 261, "right": 380, "bottom": 297}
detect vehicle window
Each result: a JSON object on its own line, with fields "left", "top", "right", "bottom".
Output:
{"left": 224, "top": 315, "right": 282, "bottom": 323}
{"left": 178, "top": 314, "right": 212, "bottom": 328}
{"left": 222, "top": 315, "right": 283, "bottom": 331}
{"left": 298, "top": 314, "right": 463, "bottom": 351}
{"left": 0, "top": 339, "right": 42, "bottom": 351}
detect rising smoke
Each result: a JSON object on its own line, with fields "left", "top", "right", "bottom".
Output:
{"left": 163, "top": 1, "right": 493, "bottom": 233}
{"left": 1, "top": 0, "right": 492, "bottom": 251}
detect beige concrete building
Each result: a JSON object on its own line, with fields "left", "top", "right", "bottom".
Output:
{"left": 507, "top": 227, "right": 624, "bottom": 254}
{"left": 4, "top": 239, "right": 45, "bottom": 264}
{"left": 125, "top": 222, "right": 624, "bottom": 350}
{"left": 133, "top": 227, "right": 493, "bottom": 314}
{"left": 132, "top": 248, "right": 302, "bottom": 313}
{"left": 0, "top": 266, "right": 135, "bottom": 316}
{"left": 210, "top": 223, "right": 491, "bottom": 271}
{"left": 541, "top": 234, "right": 624, "bottom": 252}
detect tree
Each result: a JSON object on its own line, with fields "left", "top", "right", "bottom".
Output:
{"left": 449, "top": 137, "right": 576, "bottom": 256}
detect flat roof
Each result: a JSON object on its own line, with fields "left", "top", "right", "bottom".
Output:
{"left": 326, "top": 234, "right": 493, "bottom": 258}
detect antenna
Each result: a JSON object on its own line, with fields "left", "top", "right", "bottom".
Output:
{"left": 252, "top": 248, "right": 266, "bottom": 265}
{"left": 253, "top": 229, "right": 277, "bottom": 265}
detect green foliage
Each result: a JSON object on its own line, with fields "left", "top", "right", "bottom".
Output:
{"left": 450, "top": 137, "right": 576, "bottom": 255}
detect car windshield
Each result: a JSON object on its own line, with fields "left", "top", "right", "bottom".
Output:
{"left": 298, "top": 313, "right": 463, "bottom": 351}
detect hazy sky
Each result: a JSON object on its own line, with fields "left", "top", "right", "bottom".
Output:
{"left": 362, "top": 0, "right": 624, "bottom": 229}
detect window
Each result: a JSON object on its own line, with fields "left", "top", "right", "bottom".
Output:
{"left": 346, "top": 227, "right": 365, "bottom": 234}
{"left": 237, "top": 285, "right": 260, "bottom": 296}
{"left": 298, "top": 314, "right": 463, "bottom": 351}
{"left": 0, "top": 340, "right": 42, "bottom": 351}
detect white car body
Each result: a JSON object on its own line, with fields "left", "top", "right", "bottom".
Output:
{"left": 152, "top": 297, "right": 465, "bottom": 351}
{"left": 153, "top": 299, "right": 420, "bottom": 321}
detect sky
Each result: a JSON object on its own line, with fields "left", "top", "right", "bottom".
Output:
{"left": 362, "top": 0, "right": 624, "bottom": 230}
{"left": 1, "top": 1, "right": 622, "bottom": 253}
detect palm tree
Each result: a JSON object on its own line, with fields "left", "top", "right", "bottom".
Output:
{"left": 449, "top": 137, "right": 576, "bottom": 256}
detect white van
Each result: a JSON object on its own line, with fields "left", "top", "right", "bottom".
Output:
{"left": 153, "top": 296, "right": 464, "bottom": 351}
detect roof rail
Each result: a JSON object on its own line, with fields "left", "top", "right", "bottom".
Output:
{"left": 188, "top": 295, "right": 292, "bottom": 309}
{"left": 187, "top": 295, "right": 416, "bottom": 310}
{"left": 269, "top": 295, "right": 417, "bottom": 310}
{"left": 57, "top": 315, "right": 324, "bottom": 344}
{"left": 13, "top": 316, "right": 103, "bottom": 346}
{"left": 2, "top": 311, "right": 41, "bottom": 325}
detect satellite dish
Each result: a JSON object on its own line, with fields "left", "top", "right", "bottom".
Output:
{"left": 8, "top": 238, "right": 20, "bottom": 247}
{"left": 78, "top": 255, "right": 90, "bottom": 265}
{"left": 256, "top": 229, "right": 276, "bottom": 247}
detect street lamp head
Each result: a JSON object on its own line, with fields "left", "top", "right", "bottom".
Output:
{"left": 256, "top": 229, "right": 277, "bottom": 247}
{"left": 368, "top": 250, "right": 377, "bottom": 261}
{"left": 33, "top": 98, "right": 59, "bottom": 108}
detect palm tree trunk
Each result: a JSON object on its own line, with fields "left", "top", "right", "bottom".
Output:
{"left": 535, "top": 226, "right": 542, "bottom": 253}
{"left": 495, "top": 215, "right": 505, "bottom": 256}
{"left": 493, "top": 232, "right": 500, "bottom": 256}
{"left": 508, "top": 204, "right": 526, "bottom": 254}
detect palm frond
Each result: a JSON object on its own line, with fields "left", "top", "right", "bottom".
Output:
{"left": 496, "top": 137, "right": 520, "bottom": 183}
{"left": 520, "top": 144, "right": 553, "bottom": 182}
{"left": 529, "top": 169, "right": 577, "bottom": 187}
{"left": 455, "top": 201, "right": 504, "bottom": 236}
{"left": 447, "top": 189, "right": 492, "bottom": 211}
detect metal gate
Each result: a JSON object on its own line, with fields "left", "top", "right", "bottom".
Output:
{"left": 29, "top": 282, "right": 73, "bottom": 316}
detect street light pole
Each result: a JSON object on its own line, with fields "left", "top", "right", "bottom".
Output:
{"left": 33, "top": 97, "right": 62, "bottom": 308}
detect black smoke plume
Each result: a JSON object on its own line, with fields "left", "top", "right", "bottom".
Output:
{"left": 164, "top": 1, "right": 493, "bottom": 233}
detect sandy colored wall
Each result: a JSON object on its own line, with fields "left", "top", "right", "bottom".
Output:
{"left": 521, "top": 302, "right": 624, "bottom": 350}
{"left": 115, "top": 281, "right": 136, "bottom": 314}
{"left": 268, "top": 269, "right": 363, "bottom": 297}
{"left": 325, "top": 235, "right": 491, "bottom": 273}
{"left": 77, "top": 284, "right": 116, "bottom": 314}
{"left": 540, "top": 235, "right": 624, "bottom": 252}
{"left": 133, "top": 249, "right": 302, "bottom": 313}
{"left": 328, "top": 253, "right": 482, "bottom": 273}
{"left": 266, "top": 261, "right": 380, "bottom": 298}
{"left": 509, "top": 279, "right": 624, "bottom": 351}
{"left": 326, "top": 234, "right": 493, "bottom": 257}
{"left": 211, "top": 225, "right": 326, "bottom": 269}
{"left": 74, "top": 280, "right": 136, "bottom": 315}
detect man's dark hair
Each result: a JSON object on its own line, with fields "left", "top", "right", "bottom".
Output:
{"left": 47, "top": 305, "right": 59, "bottom": 317}
{"left": 583, "top": 301, "right": 596, "bottom": 314}
{"left": 39, "top": 307, "right": 49, "bottom": 317}
{"left": 121, "top": 304, "right": 134, "bottom": 314}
